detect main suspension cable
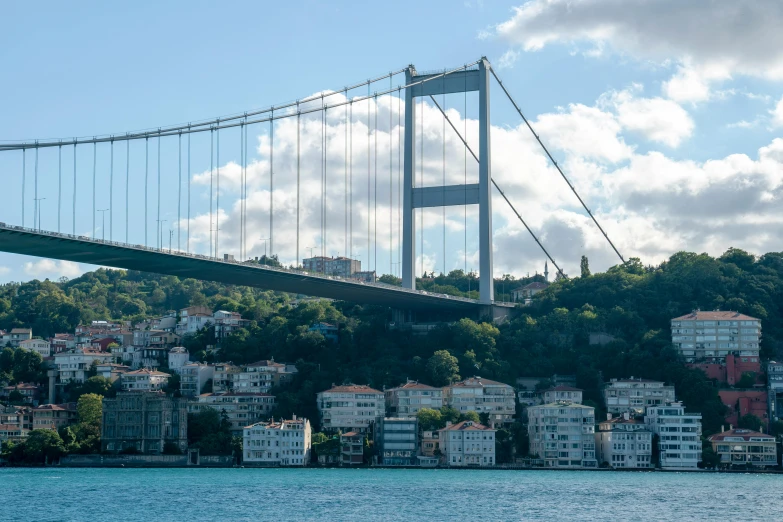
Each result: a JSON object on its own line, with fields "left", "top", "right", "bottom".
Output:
{"left": 428, "top": 94, "right": 566, "bottom": 278}
{"left": 488, "top": 66, "right": 625, "bottom": 264}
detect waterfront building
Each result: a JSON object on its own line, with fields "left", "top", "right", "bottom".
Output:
{"left": 187, "top": 392, "right": 275, "bottom": 435}
{"left": 341, "top": 431, "right": 365, "bottom": 466}
{"left": 379, "top": 417, "right": 418, "bottom": 466}
{"left": 527, "top": 402, "right": 597, "bottom": 468}
{"left": 179, "top": 363, "right": 215, "bottom": 397}
{"left": 595, "top": 413, "right": 653, "bottom": 468}
{"left": 671, "top": 311, "right": 760, "bottom": 363}
{"left": 542, "top": 386, "right": 582, "bottom": 404}
{"left": 317, "top": 384, "right": 384, "bottom": 434}
{"left": 443, "top": 376, "right": 516, "bottom": 425}
{"left": 603, "top": 378, "right": 675, "bottom": 414}
{"left": 385, "top": 381, "right": 443, "bottom": 416}
{"left": 243, "top": 416, "right": 311, "bottom": 466}
{"left": 645, "top": 402, "right": 702, "bottom": 470}
{"left": 708, "top": 428, "right": 777, "bottom": 468}
{"left": 768, "top": 360, "right": 783, "bottom": 421}
{"left": 420, "top": 430, "right": 440, "bottom": 457}
{"left": 101, "top": 392, "right": 188, "bottom": 454}
{"left": 32, "top": 403, "right": 77, "bottom": 430}
{"left": 438, "top": 420, "right": 496, "bottom": 467}
{"left": 121, "top": 368, "right": 171, "bottom": 392}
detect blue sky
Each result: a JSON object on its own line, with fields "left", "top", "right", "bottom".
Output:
{"left": 1, "top": 0, "right": 782, "bottom": 283}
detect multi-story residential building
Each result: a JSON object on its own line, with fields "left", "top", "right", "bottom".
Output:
{"left": 0, "top": 405, "right": 33, "bottom": 441}
{"left": 180, "top": 363, "right": 215, "bottom": 397}
{"left": 308, "top": 323, "right": 338, "bottom": 343}
{"left": 317, "top": 384, "right": 385, "bottom": 434}
{"left": 101, "top": 392, "right": 188, "bottom": 454}
{"left": 420, "top": 430, "right": 440, "bottom": 457}
{"left": 212, "top": 310, "right": 249, "bottom": 340}
{"left": 167, "top": 347, "right": 190, "bottom": 372}
{"left": 213, "top": 360, "right": 295, "bottom": 395}
{"left": 187, "top": 392, "right": 275, "bottom": 434}
{"left": 438, "top": 420, "right": 496, "bottom": 467}
{"left": 18, "top": 338, "right": 51, "bottom": 358}
{"left": 1, "top": 383, "right": 41, "bottom": 405}
{"left": 50, "top": 334, "right": 77, "bottom": 354}
{"left": 95, "top": 363, "right": 130, "bottom": 382}
{"left": 443, "top": 377, "right": 516, "bottom": 425}
{"left": 32, "top": 403, "right": 77, "bottom": 430}
{"left": 542, "top": 386, "right": 583, "bottom": 404}
{"left": 385, "top": 381, "right": 444, "bottom": 416}
{"left": 645, "top": 402, "right": 702, "bottom": 469}
{"left": 768, "top": 360, "right": 783, "bottom": 421}
{"left": 595, "top": 413, "right": 653, "bottom": 468}
{"left": 511, "top": 281, "right": 549, "bottom": 303}
{"left": 528, "top": 402, "right": 597, "bottom": 468}
{"left": 603, "top": 378, "right": 676, "bottom": 414}
{"left": 121, "top": 369, "right": 171, "bottom": 392}
{"left": 708, "top": 428, "right": 777, "bottom": 468}
{"left": 340, "top": 431, "right": 365, "bottom": 466}
{"left": 133, "top": 330, "right": 180, "bottom": 349}
{"left": 54, "top": 348, "right": 114, "bottom": 384}
{"left": 2, "top": 328, "right": 32, "bottom": 347}
{"left": 111, "top": 344, "right": 138, "bottom": 367}
{"left": 379, "top": 417, "right": 418, "bottom": 466}
{"left": 177, "top": 305, "right": 213, "bottom": 335}
{"left": 671, "top": 310, "right": 760, "bottom": 363}
{"left": 302, "top": 256, "right": 361, "bottom": 276}
{"left": 243, "top": 416, "right": 311, "bottom": 466}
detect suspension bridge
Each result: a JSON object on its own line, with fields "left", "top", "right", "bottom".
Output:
{"left": 0, "top": 57, "right": 623, "bottom": 316}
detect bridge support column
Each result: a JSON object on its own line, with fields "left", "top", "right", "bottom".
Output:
{"left": 478, "top": 59, "right": 494, "bottom": 304}
{"left": 402, "top": 66, "right": 417, "bottom": 291}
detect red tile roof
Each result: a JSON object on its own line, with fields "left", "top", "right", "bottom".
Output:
{"left": 449, "top": 376, "right": 509, "bottom": 388}
{"left": 387, "top": 381, "right": 439, "bottom": 391}
{"left": 322, "top": 384, "right": 383, "bottom": 394}
{"left": 672, "top": 311, "right": 759, "bottom": 321}
{"left": 246, "top": 360, "right": 285, "bottom": 368}
{"left": 438, "top": 420, "right": 494, "bottom": 432}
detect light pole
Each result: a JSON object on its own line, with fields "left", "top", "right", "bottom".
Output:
{"left": 97, "top": 208, "right": 108, "bottom": 241}
{"left": 34, "top": 197, "right": 46, "bottom": 231}
{"left": 259, "top": 237, "right": 269, "bottom": 265}
{"left": 169, "top": 229, "right": 174, "bottom": 253}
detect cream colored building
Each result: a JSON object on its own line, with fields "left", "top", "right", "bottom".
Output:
{"left": 18, "top": 338, "right": 51, "bottom": 358}
{"left": 443, "top": 376, "right": 516, "bottom": 424}
{"left": 671, "top": 310, "right": 760, "bottom": 362}
{"left": 595, "top": 413, "right": 653, "bottom": 468}
{"left": 528, "top": 402, "right": 597, "bottom": 468}
{"left": 438, "top": 420, "right": 496, "bottom": 467}
{"left": 121, "top": 369, "right": 171, "bottom": 392}
{"left": 385, "top": 381, "right": 443, "bottom": 416}
{"left": 188, "top": 392, "right": 275, "bottom": 434}
{"left": 317, "top": 384, "right": 384, "bottom": 433}
{"left": 603, "top": 378, "right": 675, "bottom": 414}
{"left": 54, "top": 348, "right": 114, "bottom": 383}
{"left": 243, "top": 416, "right": 311, "bottom": 466}
{"left": 708, "top": 428, "right": 776, "bottom": 468}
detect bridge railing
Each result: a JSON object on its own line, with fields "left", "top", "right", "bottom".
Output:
{"left": 0, "top": 222, "right": 480, "bottom": 305}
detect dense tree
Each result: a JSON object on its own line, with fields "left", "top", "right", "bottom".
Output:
{"left": 77, "top": 393, "right": 103, "bottom": 426}
{"left": 580, "top": 256, "right": 591, "bottom": 278}
{"left": 426, "top": 351, "right": 460, "bottom": 387}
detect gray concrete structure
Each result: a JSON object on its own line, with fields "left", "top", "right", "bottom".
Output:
{"left": 101, "top": 392, "right": 188, "bottom": 454}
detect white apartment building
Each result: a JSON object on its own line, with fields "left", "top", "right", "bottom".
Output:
{"left": 243, "top": 416, "right": 311, "bottom": 466}
{"left": 645, "top": 402, "right": 702, "bottom": 469}
{"left": 671, "top": 311, "right": 760, "bottom": 362}
{"left": 213, "top": 360, "right": 295, "bottom": 395}
{"left": 317, "top": 384, "right": 385, "bottom": 434}
{"left": 167, "top": 347, "right": 190, "bottom": 373}
{"left": 188, "top": 392, "right": 276, "bottom": 434}
{"left": 528, "top": 402, "right": 597, "bottom": 468}
{"left": 443, "top": 377, "right": 516, "bottom": 424}
{"left": 180, "top": 363, "right": 215, "bottom": 397}
{"left": 595, "top": 413, "right": 653, "bottom": 468}
{"left": 54, "top": 348, "right": 114, "bottom": 384}
{"left": 603, "top": 378, "right": 676, "bottom": 414}
{"left": 212, "top": 310, "right": 249, "bottom": 339}
{"left": 542, "top": 386, "right": 583, "bottom": 404}
{"left": 438, "top": 420, "right": 496, "bottom": 467}
{"left": 121, "top": 369, "right": 171, "bottom": 391}
{"left": 385, "top": 381, "right": 443, "bottom": 416}
{"left": 18, "top": 338, "right": 51, "bottom": 358}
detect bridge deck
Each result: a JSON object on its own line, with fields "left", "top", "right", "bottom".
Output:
{"left": 0, "top": 224, "right": 510, "bottom": 312}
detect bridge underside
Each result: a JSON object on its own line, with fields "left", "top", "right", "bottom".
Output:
{"left": 0, "top": 226, "right": 513, "bottom": 316}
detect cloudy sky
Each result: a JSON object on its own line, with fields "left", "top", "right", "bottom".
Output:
{"left": 1, "top": 0, "right": 782, "bottom": 283}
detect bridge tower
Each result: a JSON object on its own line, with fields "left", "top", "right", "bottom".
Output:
{"left": 402, "top": 58, "right": 493, "bottom": 304}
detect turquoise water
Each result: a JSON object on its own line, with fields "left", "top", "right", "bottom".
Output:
{"left": 1, "top": 468, "right": 782, "bottom": 521}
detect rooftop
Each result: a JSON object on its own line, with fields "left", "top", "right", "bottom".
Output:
{"left": 321, "top": 384, "right": 383, "bottom": 394}
{"left": 386, "top": 381, "right": 440, "bottom": 392}
{"left": 544, "top": 385, "right": 583, "bottom": 392}
{"left": 449, "top": 376, "right": 509, "bottom": 388}
{"left": 672, "top": 311, "right": 759, "bottom": 322}
{"left": 124, "top": 369, "right": 171, "bottom": 377}
{"left": 708, "top": 428, "right": 774, "bottom": 442}
{"left": 438, "top": 420, "right": 494, "bottom": 432}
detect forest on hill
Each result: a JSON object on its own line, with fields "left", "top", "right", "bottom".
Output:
{"left": 2, "top": 247, "right": 782, "bottom": 437}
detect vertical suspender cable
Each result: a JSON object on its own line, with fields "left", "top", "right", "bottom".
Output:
{"left": 296, "top": 103, "right": 301, "bottom": 267}
{"left": 420, "top": 97, "right": 424, "bottom": 277}
{"left": 157, "top": 132, "right": 162, "bottom": 249}
{"left": 442, "top": 74, "right": 446, "bottom": 275}
{"left": 178, "top": 132, "right": 182, "bottom": 251}
{"left": 367, "top": 82, "right": 370, "bottom": 268}
{"left": 34, "top": 145, "right": 38, "bottom": 230}
{"left": 374, "top": 94, "right": 378, "bottom": 274}
{"left": 463, "top": 72, "right": 467, "bottom": 272}
{"left": 126, "top": 138, "right": 130, "bottom": 243}
{"left": 21, "top": 148, "right": 26, "bottom": 227}
{"left": 187, "top": 128, "right": 191, "bottom": 253}
{"left": 344, "top": 89, "right": 348, "bottom": 260}
{"left": 110, "top": 138, "right": 114, "bottom": 240}
{"left": 269, "top": 110, "right": 274, "bottom": 258}
{"left": 145, "top": 137, "right": 149, "bottom": 247}
{"left": 73, "top": 142, "right": 77, "bottom": 235}
{"left": 349, "top": 101, "right": 353, "bottom": 261}
{"left": 323, "top": 104, "right": 327, "bottom": 261}
{"left": 398, "top": 88, "right": 401, "bottom": 277}
{"left": 320, "top": 96, "right": 325, "bottom": 263}
{"left": 92, "top": 141, "right": 96, "bottom": 238}
{"left": 240, "top": 121, "right": 244, "bottom": 260}
{"left": 389, "top": 76, "right": 393, "bottom": 276}
{"left": 216, "top": 124, "right": 220, "bottom": 256}
{"left": 58, "top": 143, "right": 62, "bottom": 233}
{"left": 209, "top": 129, "right": 213, "bottom": 257}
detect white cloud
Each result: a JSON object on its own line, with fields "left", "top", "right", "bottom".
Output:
{"left": 23, "top": 259, "right": 82, "bottom": 279}
{"left": 771, "top": 96, "right": 783, "bottom": 129}
{"left": 495, "top": 0, "right": 783, "bottom": 100}
{"left": 0, "top": 266, "right": 9, "bottom": 276}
